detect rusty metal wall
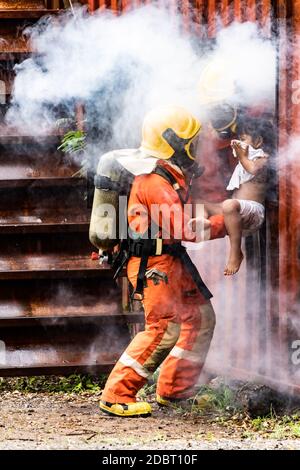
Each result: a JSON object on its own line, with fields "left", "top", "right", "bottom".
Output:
{"left": 86, "top": 0, "right": 300, "bottom": 392}
{"left": 277, "top": 0, "right": 300, "bottom": 391}
{"left": 87, "top": 0, "right": 271, "bottom": 36}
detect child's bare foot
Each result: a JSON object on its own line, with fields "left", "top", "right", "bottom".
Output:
{"left": 224, "top": 251, "right": 244, "bottom": 276}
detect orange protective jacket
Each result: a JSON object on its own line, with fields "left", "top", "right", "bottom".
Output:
{"left": 127, "top": 160, "right": 225, "bottom": 281}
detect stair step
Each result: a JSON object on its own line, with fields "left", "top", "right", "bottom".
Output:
{"left": 0, "top": 51, "right": 31, "bottom": 60}
{"left": 0, "top": 1, "right": 46, "bottom": 8}
{"left": 0, "top": 176, "right": 86, "bottom": 189}
{"left": 0, "top": 312, "right": 144, "bottom": 327}
{"left": 0, "top": 209, "right": 89, "bottom": 234}
{"left": 0, "top": 322, "right": 130, "bottom": 376}
{"left": 0, "top": 253, "right": 111, "bottom": 279}
{"left": 0, "top": 278, "right": 144, "bottom": 328}
{"left": 0, "top": 144, "right": 87, "bottom": 192}
{"left": 0, "top": 185, "right": 87, "bottom": 217}
{"left": 0, "top": 363, "right": 115, "bottom": 377}
{"left": 0, "top": 10, "right": 60, "bottom": 19}
{"left": 0, "top": 34, "right": 31, "bottom": 53}
{"left": 0, "top": 124, "right": 63, "bottom": 139}
{"left": 0, "top": 278, "right": 131, "bottom": 321}
{"left": 0, "top": 151, "right": 82, "bottom": 179}
{"left": 0, "top": 134, "right": 61, "bottom": 145}
{"left": 0, "top": 276, "right": 129, "bottom": 316}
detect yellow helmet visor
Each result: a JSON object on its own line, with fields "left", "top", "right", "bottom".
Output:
{"left": 185, "top": 131, "right": 201, "bottom": 160}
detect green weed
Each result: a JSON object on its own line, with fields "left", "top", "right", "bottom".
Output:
{"left": 0, "top": 374, "right": 107, "bottom": 394}
{"left": 250, "top": 414, "right": 300, "bottom": 439}
{"left": 193, "top": 384, "right": 240, "bottom": 414}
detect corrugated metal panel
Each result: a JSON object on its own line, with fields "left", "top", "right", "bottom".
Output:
{"left": 86, "top": 0, "right": 299, "bottom": 392}
{"left": 87, "top": 0, "right": 271, "bottom": 38}
{"left": 277, "top": 0, "right": 300, "bottom": 389}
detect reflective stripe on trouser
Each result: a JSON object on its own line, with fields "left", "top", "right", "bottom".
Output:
{"left": 101, "top": 256, "right": 216, "bottom": 404}
{"left": 156, "top": 302, "right": 216, "bottom": 399}
{"left": 101, "top": 319, "right": 181, "bottom": 403}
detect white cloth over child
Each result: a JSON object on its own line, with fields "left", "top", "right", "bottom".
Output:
{"left": 227, "top": 144, "right": 265, "bottom": 191}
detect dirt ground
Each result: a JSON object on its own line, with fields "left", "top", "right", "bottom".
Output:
{"left": 0, "top": 391, "right": 299, "bottom": 450}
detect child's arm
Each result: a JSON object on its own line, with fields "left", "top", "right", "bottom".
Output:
{"left": 232, "top": 141, "right": 268, "bottom": 175}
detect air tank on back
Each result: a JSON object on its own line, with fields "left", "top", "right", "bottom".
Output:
{"left": 89, "top": 151, "right": 123, "bottom": 252}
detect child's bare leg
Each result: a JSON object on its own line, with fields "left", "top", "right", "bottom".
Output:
{"left": 222, "top": 199, "right": 244, "bottom": 275}
{"left": 204, "top": 202, "right": 223, "bottom": 216}
{"left": 193, "top": 200, "right": 222, "bottom": 217}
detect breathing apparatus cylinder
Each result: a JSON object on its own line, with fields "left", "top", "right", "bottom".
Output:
{"left": 89, "top": 151, "right": 122, "bottom": 252}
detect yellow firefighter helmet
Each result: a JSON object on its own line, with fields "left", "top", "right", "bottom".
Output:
{"left": 198, "top": 58, "right": 238, "bottom": 138}
{"left": 209, "top": 102, "right": 237, "bottom": 133}
{"left": 198, "top": 58, "right": 235, "bottom": 106}
{"left": 140, "top": 105, "right": 201, "bottom": 161}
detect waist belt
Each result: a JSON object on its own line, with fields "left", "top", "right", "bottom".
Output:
{"left": 129, "top": 238, "right": 212, "bottom": 301}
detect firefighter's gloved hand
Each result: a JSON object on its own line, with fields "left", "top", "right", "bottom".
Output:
{"left": 145, "top": 269, "right": 168, "bottom": 286}
{"left": 98, "top": 249, "right": 112, "bottom": 265}
{"left": 98, "top": 250, "right": 106, "bottom": 265}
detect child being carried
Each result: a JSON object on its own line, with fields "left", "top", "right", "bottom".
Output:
{"left": 192, "top": 117, "right": 274, "bottom": 276}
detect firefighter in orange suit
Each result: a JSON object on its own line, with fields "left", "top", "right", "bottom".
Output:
{"left": 99, "top": 106, "right": 226, "bottom": 417}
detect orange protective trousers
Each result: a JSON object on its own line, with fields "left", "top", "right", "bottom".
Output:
{"left": 101, "top": 162, "right": 226, "bottom": 403}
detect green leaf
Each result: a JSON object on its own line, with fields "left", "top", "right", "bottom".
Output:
{"left": 58, "top": 130, "right": 87, "bottom": 155}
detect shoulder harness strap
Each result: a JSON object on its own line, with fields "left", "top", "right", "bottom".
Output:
{"left": 131, "top": 164, "right": 212, "bottom": 301}
{"left": 153, "top": 165, "right": 188, "bottom": 205}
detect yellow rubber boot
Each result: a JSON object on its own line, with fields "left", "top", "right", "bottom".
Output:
{"left": 99, "top": 400, "right": 152, "bottom": 417}
{"left": 156, "top": 394, "right": 213, "bottom": 410}
{"left": 156, "top": 394, "right": 184, "bottom": 408}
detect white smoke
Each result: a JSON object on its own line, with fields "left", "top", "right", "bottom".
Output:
{"left": 211, "top": 21, "right": 276, "bottom": 107}
{"left": 6, "top": 4, "right": 276, "bottom": 152}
